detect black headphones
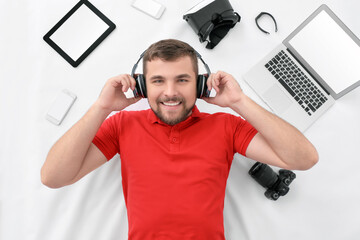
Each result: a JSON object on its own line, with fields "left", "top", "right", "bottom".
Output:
{"left": 131, "top": 50, "right": 211, "bottom": 98}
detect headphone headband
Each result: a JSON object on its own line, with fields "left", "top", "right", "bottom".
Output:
{"left": 131, "top": 51, "right": 146, "bottom": 77}
{"left": 131, "top": 50, "right": 211, "bottom": 77}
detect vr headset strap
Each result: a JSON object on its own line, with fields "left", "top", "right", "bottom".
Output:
{"left": 198, "top": 11, "right": 240, "bottom": 49}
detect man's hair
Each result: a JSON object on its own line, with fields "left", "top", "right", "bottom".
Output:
{"left": 143, "top": 39, "right": 198, "bottom": 76}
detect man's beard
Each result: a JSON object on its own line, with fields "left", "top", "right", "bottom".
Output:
{"left": 150, "top": 97, "right": 195, "bottom": 125}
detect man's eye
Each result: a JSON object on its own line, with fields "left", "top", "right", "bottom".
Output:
{"left": 152, "top": 80, "right": 163, "bottom": 84}
{"left": 178, "top": 79, "right": 188, "bottom": 82}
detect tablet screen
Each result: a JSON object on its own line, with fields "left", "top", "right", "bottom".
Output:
{"left": 43, "top": 0, "right": 116, "bottom": 67}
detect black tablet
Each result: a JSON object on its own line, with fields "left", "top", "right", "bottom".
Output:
{"left": 43, "top": 0, "right": 116, "bottom": 67}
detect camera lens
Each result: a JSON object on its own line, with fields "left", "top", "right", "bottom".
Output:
{"left": 249, "top": 162, "right": 278, "bottom": 188}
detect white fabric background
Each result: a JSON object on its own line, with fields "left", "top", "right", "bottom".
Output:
{"left": 1, "top": 0, "right": 360, "bottom": 239}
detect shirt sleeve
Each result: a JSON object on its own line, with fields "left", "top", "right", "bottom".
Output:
{"left": 92, "top": 113, "right": 121, "bottom": 161}
{"left": 232, "top": 116, "right": 258, "bottom": 156}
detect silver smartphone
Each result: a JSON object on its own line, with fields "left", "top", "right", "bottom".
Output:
{"left": 46, "top": 89, "right": 77, "bottom": 125}
{"left": 131, "top": 0, "right": 165, "bottom": 19}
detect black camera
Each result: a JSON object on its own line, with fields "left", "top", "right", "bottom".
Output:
{"left": 248, "top": 162, "right": 296, "bottom": 200}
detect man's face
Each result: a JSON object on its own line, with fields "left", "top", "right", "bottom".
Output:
{"left": 145, "top": 56, "right": 197, "bottom": 125}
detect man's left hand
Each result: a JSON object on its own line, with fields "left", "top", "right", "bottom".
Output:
{"left": 203, "top": 71, "right": 244, "bottom": 108}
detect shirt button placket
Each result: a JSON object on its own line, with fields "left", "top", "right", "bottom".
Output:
{"left": 170, "top": 126, "right": 180, "bottom": 152}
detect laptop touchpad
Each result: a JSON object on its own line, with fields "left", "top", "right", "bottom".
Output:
{"left": 263, "top": 84, "right": 292, "bottom": 114}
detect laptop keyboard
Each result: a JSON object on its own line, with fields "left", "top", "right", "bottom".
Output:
{"left": 265, "top": 50, "right": 328, "bottom": 116}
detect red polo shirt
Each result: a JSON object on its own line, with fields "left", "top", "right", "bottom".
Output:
{"left": 93, "top": 106, "right": 257, "bottom": 240}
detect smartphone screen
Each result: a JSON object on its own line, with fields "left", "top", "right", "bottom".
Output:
{"left": 46, "top": 90, "right": 77, "bottom": 125}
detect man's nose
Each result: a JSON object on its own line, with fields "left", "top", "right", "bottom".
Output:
{"left": 164, "top": 82, "right": 178, "bottom": 96}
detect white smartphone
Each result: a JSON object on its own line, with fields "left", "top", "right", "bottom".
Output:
{"left": 131, "top": 0, "right": 165, "bottom": 19}
{"left": 46, "top": 89, "right": 77, "bottom": 125}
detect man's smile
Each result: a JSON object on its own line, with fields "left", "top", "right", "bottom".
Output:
{"left": 161, "top": 101, "right": 182, "bottom": 107}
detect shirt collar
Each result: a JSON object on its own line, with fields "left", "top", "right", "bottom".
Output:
{"left": 147, "top": 105, "right": 201, "bottom": 125}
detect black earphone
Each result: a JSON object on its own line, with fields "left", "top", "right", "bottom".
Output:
{"left": 131, "top": 50, "right": 211, "bottom": 98}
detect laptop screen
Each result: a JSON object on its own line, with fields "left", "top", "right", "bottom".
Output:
{"left": 286, "top": 7, "right": 360, "bottom": 98}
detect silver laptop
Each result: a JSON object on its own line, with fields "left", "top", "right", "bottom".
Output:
{"left": 243, "top": 4, "right": 360, "bottom": 132}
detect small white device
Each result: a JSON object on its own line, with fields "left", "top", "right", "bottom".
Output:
{"left": 131, "top": 0, "right": 165, "bottom": 19}
{"left": 46, "top": 89, "right": 77, "bottom": 125}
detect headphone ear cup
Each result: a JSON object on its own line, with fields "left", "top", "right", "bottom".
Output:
{"left": 197, "top": 75, "right": 209, "bottom": 98}
{"left": 134, "top": 74, "right": 147, "bottom": 98}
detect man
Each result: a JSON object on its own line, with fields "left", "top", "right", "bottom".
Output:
{"left": 41, "top": 39, "right": 318, "bottom": 239}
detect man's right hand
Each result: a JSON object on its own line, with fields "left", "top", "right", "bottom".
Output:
{"left": 95, "top": 74, "right": 141, "bottom": 113}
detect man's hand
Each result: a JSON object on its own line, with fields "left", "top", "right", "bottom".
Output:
{"left": 203, "top": 71, "right": 244, "bottom": 108}
{"left": 95, "top": 74, "right": 141, "bottom": 113}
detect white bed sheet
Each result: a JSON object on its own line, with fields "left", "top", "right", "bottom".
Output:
{"left": 1, "top": 0, "right": 360, "bottom": 239}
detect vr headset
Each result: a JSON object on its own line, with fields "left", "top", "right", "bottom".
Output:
{"left": 183, "top": 0, "right": 241, "bottom": 49}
